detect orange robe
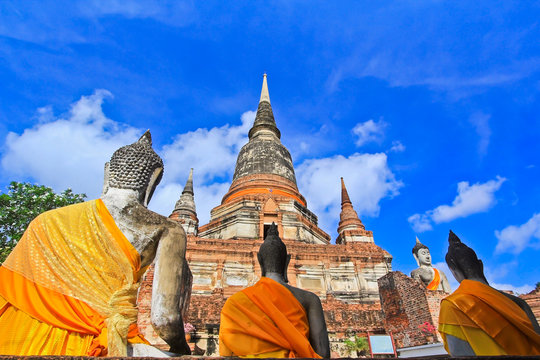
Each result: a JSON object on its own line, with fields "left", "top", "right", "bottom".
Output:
{"left": 426, "top": 268, "right": 441, "bottom": 290}
{"left": 439, "top": 279, "right": 540, "bottom": 355}
{"left": 219, "top": 277, "right": 321, "bottom": 358}
{"left": 0, "top": 199, "right": 147, "bottom": 356}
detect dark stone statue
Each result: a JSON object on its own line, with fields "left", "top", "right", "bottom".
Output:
{"left": 259, "top": 225, "right": 330, "bottom": 357}
{"left": 219, "top": 223, "right": 330, "bottom": 358}
{"left": 440, "top": 230, "right": 540, "bottom": 356}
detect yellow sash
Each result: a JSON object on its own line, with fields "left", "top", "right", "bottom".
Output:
{"left": 427, "top": 268, "right": 441, "bottom": 290}
{"left": 439, "top": 280, "right": 540, "bottom": 355}
{"left": 0, "top": 199, "right": 146, "bottom": 356}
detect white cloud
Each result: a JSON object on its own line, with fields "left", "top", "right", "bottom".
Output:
{"left": 469, "top": 112, "right": 491, "bottom": 156}
{"left": 1, "top": 90, "right": 402, "bottom": 232}
{"left": 409, "top": 176, "right": 506, "bottom": 232}
{"left": 495, "top": 213, "right": 540, "bottom": 255}
{"left": 159, "top": 111, "right": 252, "bottom": 185}
{"left": 80, "top": 1, "right": 198, "bottom": 27}
{"left": 352, "top": 119, "right": 387, "bottom": 147}
{"left": 297, "top": 152, "right": 403, "bottom": 234}
{"left": 408, "top": 213, "right": 433, "bottom": 233}
{"left": 149, "top": 181, "right": 230, "bottom": 225}
{"left": 490, "top": 282, "right": 534, "bottom": 295}
{"left": 431, "top": 177, "right": 506, "bottom": 223}
{"left": 484, "top": 262, "right": 534, "bottom": 294}
{"left": 149, "top": 112, "right": 253, "bottom": 222}
{"left": 1, "top": 90, "right": 140, "bottom": 197}
{"left": 0, "top": 88, "right": 253, "bottom": 223}
{"left": 389, "top": 140, "right": 405, "bottom": 153}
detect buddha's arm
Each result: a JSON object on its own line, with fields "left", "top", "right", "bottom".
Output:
{"left": 440, "top": 272, "right": 452, "bottom": 292}
{"left": 500, "top": 292, "right": 540, "bottom": 334}
{"left": 306, "top": 293, "right": 330, "bottom": 358}
{"left": 410, "top": 269, "right": 421, "bottom": 280}
{"left": 151, "top": 224, "right": 190, "bottom": 354}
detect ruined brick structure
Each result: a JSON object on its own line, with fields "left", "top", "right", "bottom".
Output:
{"left": 521, "top": 287, "right": 540, "bottom": 324}
{"left": 378, "top": 271, "right": 446, "bottom": 349}
{"left": 137, "top": 75, "right": 395, "bottom": 356}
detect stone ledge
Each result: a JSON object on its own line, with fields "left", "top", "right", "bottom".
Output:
{"left": 2, "top": 357, "right": 540, "bottom": 360}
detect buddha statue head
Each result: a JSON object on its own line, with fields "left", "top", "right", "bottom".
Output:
{"left": 445, "top": 230, "right": 488, "bottom": 283}
{"left": 103, "top": 130, "right": 164, "bottom": 207}
{"left": 412, "top": 237, "right": 432, "bottom": 267}
{"left": 257, "top": 223, "right": 291, "bottom": 282}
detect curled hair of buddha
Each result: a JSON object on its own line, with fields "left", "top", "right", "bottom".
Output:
{"left": 258, "top": 223, "right": 287, "bottom": 276}
{"left": 445, "top": 230, "right": 487, "bottom": 282}
{"left": 108, "top": 130, "right": 164, "bottom": 192}
{"left": 412, "top": 237, "right": 429, "bottom": 255}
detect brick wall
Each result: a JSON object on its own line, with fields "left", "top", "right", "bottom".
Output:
{"left": 378, "top": 271, "right": 445, "bottom": 349}
{"left": 137, "top": 235, "right": 393, "bottom": 356}
{"left": 138, "top": 267, "right": 387, "bottom": 356}
{"left": 521, "top": 288, "right": 540, "bottom": 323}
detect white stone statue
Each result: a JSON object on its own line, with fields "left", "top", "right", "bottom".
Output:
{"left": 101, "top": 131, "right": 191, "bottom": 356}
{"left": 411, "top": 237, "right": 451, "bottom": 293}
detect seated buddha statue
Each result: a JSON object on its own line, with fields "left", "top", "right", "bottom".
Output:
{"left": 411, "top": 237, "right": 451, "bottom": 292}
{"left": 439, "top": 230, "right": 540, "bottom": 356}
{"left": 0, "top": 131, "right": 191, "bottom": 356}
{"left": 219, "top": 223, "right": 330, "bottom": 358}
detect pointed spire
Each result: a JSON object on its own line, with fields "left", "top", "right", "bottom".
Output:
{"left": 337, "top": 177, "right": 372, "bottom": 244}
{"left": 341, "top": 177, "right": 352, "bottom": 206}
{"left": 170, "top": 169, "right": 198, "bottom": 235}
{"left": 338, "top": 178, "right": 363, "bottom": 228}
{"left": 248, "top": 74, "right": 281, "bottom": 140}
{"left": 183, "top": 168, "right": 194, "bottom": 195}
{"left": 259, "top": 73, "right": 271, "bottom": 104}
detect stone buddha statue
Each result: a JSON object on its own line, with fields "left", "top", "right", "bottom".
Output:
{"left": 411, "top": 237, "right": 451, "bottom": 292}
{"left": 439, "top": 231, "right": 540, "bottom": 356}
{"left": 0, "top": 131, "right": 191, "bottom": 357}
{"left": 219, "top": 223, "right": 330, "bottom": 358}
{"left": 102, "top": 131, "right": 191, "bottom": 356}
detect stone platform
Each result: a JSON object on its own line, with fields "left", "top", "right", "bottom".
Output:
{"left": 1, "top": 356, "right": 540, "bottom": 360}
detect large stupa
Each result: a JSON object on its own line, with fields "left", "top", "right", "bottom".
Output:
{"left": 137, "top": 75, "right": 393, "bottom": 356}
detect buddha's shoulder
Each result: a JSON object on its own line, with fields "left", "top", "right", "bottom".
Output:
{"left": 287, "top": 285, "right": 321, "bottom": 308}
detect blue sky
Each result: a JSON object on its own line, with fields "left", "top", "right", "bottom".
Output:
{"left": 1, "top": 1, "right": 539, "bottom": 293}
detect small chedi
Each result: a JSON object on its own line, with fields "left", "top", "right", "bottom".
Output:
{"left": 0, "top": 131, "right": 192, "bottom": 356}
{"left": 411, "top": 237, "right": 451, "bottom": 292}
{"left": 219, "top": 223, "right": 330, "bottom": 358}
{"left": 439, "top": 230, "right": 540, "bottom": 356}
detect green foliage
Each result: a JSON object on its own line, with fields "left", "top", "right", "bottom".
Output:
{"left": 536, "top": 282, "right": 540, "bottom": 290}
{"left": 0, "top": 181, "right": 86, "bottom": 263}
{"left": 344, "top": 335, "right": 369, "bottom": 356}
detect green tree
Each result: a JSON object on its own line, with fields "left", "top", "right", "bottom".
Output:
{"left": 344, "top": 335, "right": 369, "bottom": 357}
{"left": 0, "top": 181, "right": 86, "bottom": 263}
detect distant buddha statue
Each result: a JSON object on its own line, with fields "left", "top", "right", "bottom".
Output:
{"left": 0, "top": 131, "right": 191, "bottom": 356}
{"left": 439, "top": 230, "right": 540, "bottom": 356}
{"left": 411, "top": 237, "right": 451, "bottom": 292}
{"left": 219, "top": 223, "right": 330, "bottom": 358}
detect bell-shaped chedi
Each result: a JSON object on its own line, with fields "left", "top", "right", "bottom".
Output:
{"left": 336, "top": 177, "right": 374, "bottom": 244}
{"left": 170, "top": 168, "right": 199, "bottom": 235}
{"left": 199, "top": 75, "right": 330, "bottom": 244}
